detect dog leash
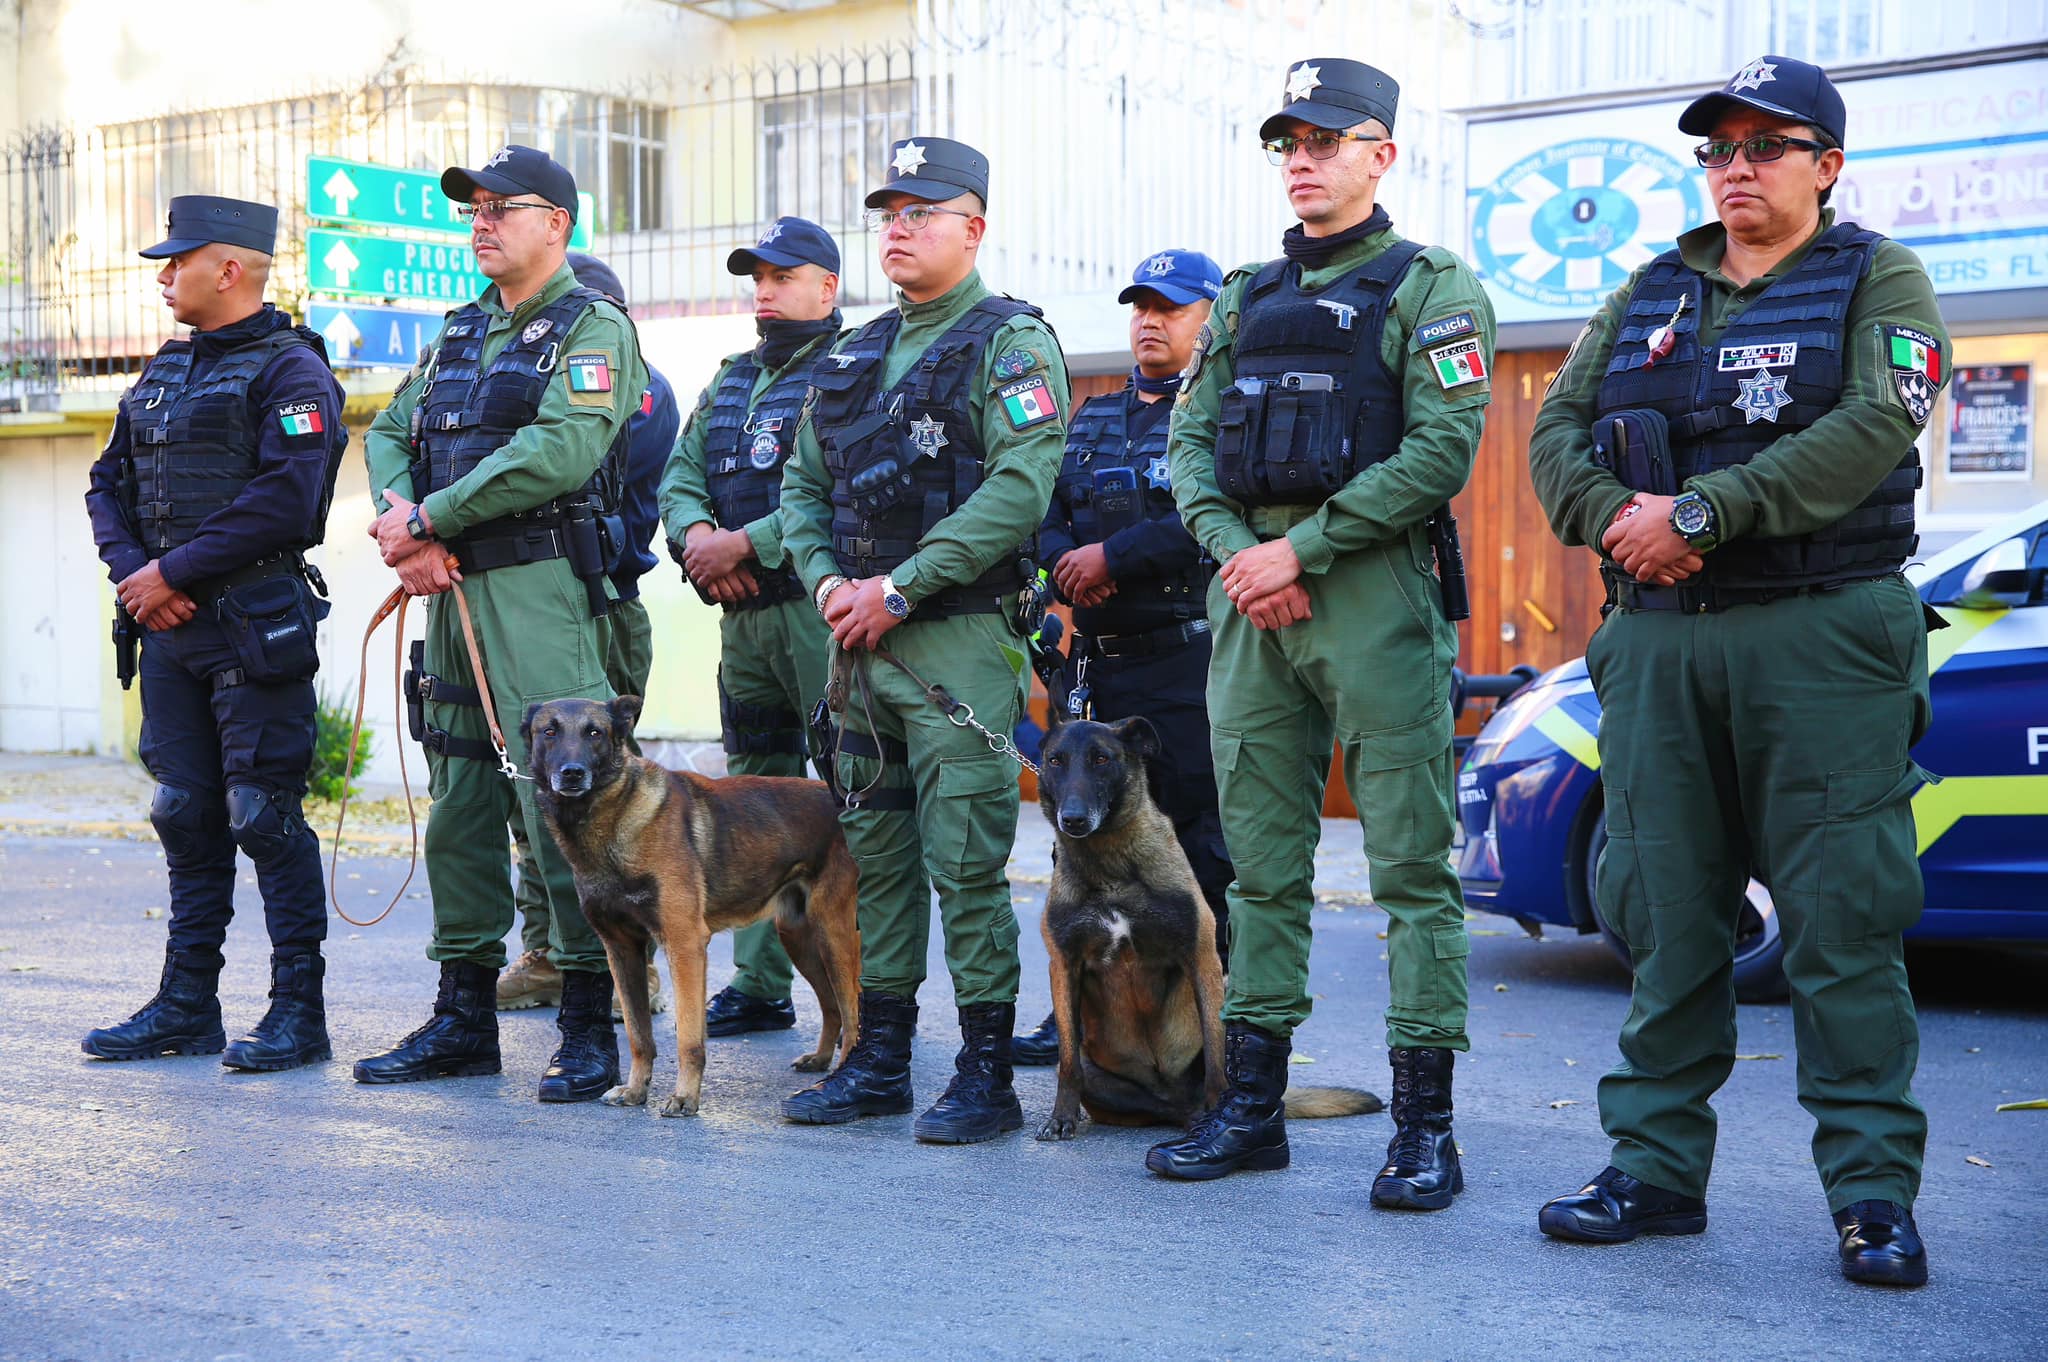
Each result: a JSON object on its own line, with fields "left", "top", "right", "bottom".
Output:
{"left": 868, "top": 646, "right": 1039, "bottom": 777}
{"left": 328, "top": 557, "right": 525, "bottom": 928}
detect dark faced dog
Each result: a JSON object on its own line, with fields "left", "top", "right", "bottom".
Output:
{"left": 1034, "top": 713, "right": 1380, "bottom": 1140}
{"left": 524, "top": 696, "right": 861, "bottom": 1117}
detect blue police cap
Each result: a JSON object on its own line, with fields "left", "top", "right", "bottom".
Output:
{"left": 727, "top": 216, "right": 841, "bottom": 275}
{"left": 441, "top": 144, "right": 580, "bottom": 223}
{"left": 1260, "top": 58, "right": 1400, "bottom": 141}
{"left": 1117, "top": 248, "right": 1224, "bottom": 307}
{"left": 137, "top": 195, "right": 278, "bottom": 259}
{"left": 865, "top": 137, "right": 990, "bottom": 208}
{"left": 567, "top": 252, "right": 627, "bottom": 309}
{"left": 1680, "top": 55, "right": 1847, "bottom": 148}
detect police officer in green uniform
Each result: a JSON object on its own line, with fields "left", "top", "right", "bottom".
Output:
{"left": 1529, "top": 58, "right": 1943, "bottom": 1288}
{"left": 777, "top": 137, "right": 1070, "bottom": 1144}
{"left": 354, "top": 145, "right": 649, "bottom": 1103}
{"left": 658, "top": 215, "right": 845, "bottom": 1037}
{"left": 1150, "top": 60, "right": 1493, "bottom": 1202}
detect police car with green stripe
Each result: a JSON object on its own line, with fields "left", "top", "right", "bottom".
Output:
{"left": 1456, "top": 500, "right": 2048, "bottom": 1002}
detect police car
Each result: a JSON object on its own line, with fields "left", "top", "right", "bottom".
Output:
{"left": 1456, "top": 500, "right": 2048, "bottom": 1002}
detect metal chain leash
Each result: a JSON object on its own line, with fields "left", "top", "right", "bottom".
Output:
{"left": 871, "top": 646, "right": 1039, "bottom": 777}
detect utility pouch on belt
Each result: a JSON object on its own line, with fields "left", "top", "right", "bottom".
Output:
{"left": 217, "top": 575, "right": 325, "bottom": 684}
{"left": 1592, "top": 408, "right": 1677, "bottom": 496}
{"left": 562, "top": 496, "right": 613, "bottom": 618}
{"left": 1216, "top": 372, "right": 1347, "bottom": 505}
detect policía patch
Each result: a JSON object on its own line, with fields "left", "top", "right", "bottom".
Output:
{"left": 1427, "top": 338, "right": 1489, "bottom": 389}
{"left": 991, "top": 348, "right": 1041, "bottom": 382}
{"left": 564, "top": 351, "right": 616, "bottom": 406}
{"left": 1717, "top": 342, "right": 1798, "bottom": 372}
{"left": 1414, "top": 310, "right": 1478, "bottom": 348}
{"left": 276, "top": 400, "right": 325, "bottom": 437}
{"left": 998, "top": 375, "right": 1060, "bottom": 429}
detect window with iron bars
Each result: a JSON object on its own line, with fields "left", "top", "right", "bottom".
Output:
{"left": 504, "top": 91, "right": 669, "bottom": 233}
{"left": 759, "top": 80, "right": 913, "bottom": 232}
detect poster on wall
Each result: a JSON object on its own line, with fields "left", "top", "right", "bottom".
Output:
{"left": 1466, "top": 57, "right": 2048, "bottom": 324}
{"left": 1948, "top": 365, "right": 2034, "bottom": 478}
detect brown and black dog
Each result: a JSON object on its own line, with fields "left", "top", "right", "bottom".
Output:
{"left": 1034, "top": 712, "right": 1380, "bottom": 1141}
{"left": 525, "top": 695, "right": 861, "bottom": 1117}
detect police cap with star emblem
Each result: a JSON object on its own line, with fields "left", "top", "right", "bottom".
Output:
{"left": 1117, "top": 248, "right": 1224, "bottom": 307}
{"left": 1259, "top": 58, "right": 1399, "bottom": 141}
{"left": 727, "top": 215, "right": 841, "bottom": 276}
{"left": 138, "top": 195, "right": 279, "bottom": 259}
{"left": 865, "top": 137, "right": 990, "bottom": 208}
{"left": 1680, "top": 55, "right": 1847, "bottom": 147}
{"left": 440, "top": 144, "right": 580, "bottom": 222}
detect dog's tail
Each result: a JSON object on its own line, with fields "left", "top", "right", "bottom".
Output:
{"left": 1282, "top": 1085, "right": 1384, "bottom": 1119}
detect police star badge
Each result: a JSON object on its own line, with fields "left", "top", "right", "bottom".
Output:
{"left": 485, "top": 146, "right": 515, "bottom": 169}
{"left": 759, "top": 220, "right": 785, "bottom": 245}
{"left": 908, "top": 414, "right": 948, "bottom": 459}
{"left": 1733, "top": 368, "right": 1793, "bottom": 424}
{"left": 1729, "top": 57, "right": 1778, "bottom": 93}
{"left": 1144, "top": 254, "right": 1175, "bottom": 277}
{"left": 892, "top": 141, "right": 929, "bottom": 177}
{"left": 1145, "top": 455, "right": 1172, "bottom": 491}
{"left": 1286, "top": 64, "right": 1323, "bottom": 101}
{"left": 522, "top": 318, "right": 553, "bottom": 345}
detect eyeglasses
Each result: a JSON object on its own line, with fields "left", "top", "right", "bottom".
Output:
{"left": 1262, "top": 130, "right": 1383, "bottom": 165}
{"left": 861, "top": 204, "right": 974, "bottom": 233}
{"left": 454, "top": 200, "right": 559, "bottom": 224}
{"left": 1692, "top": 134, "right": 1830, "bottom": 168}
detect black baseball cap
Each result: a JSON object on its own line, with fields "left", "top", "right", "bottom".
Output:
{"left": 441, "top": 145, "right": 579, "bottom": 223}
{"left": 1680, "top": 55, "right": 1847, "bottom": 148}
{"left": 567, "top": 252, "right": 627, "bottom": 309}
{"left": 727, "top": 216, "right": 841, "bottom": 275}
{"left": 1117, "top": 249, "right": 1224, "bottom": 307}
{"left": 138, "top": 195, "right": 279, "bottom": 258}
{"left": 1260, "top": 58, "right": 1400, "bottom": 141}
{"left": 866, "top": 137, "right": 990, "bottom": 208}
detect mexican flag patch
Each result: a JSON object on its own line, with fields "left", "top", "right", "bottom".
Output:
{"left": 1428, "top": 338, "right": 1489, "bottom": 389}
{"left": 1886, "top": 325, "right": 1941, "bottom": 383}
{"left": 998, "top": 375, "right": 1060, "bottom": 429}
{"left": 277, "top": 402, "right": 323, "bottom": 436}
{"left": 566, "top": 354, "right": 613, "bottom": 393}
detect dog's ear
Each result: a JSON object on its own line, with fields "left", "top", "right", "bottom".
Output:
{"left": 609, "top": 694, "right": 644, "bottom": 742}
{"left": 1045, "top": 687, "right": 1070, "bottom": 730}
{"left": 520, "top": 702, "right": 543, "bottom": 743}
{"left": 1112, "top": 715, "right": 1160, "bottom": 762}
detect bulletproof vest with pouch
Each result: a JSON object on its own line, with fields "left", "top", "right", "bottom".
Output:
{"left": 1057, "top": 389, "right": 1210, "bottom": 632}
{"left": 1215, "top": 239, "right": 1422, "bottom": 507}
{"left": 702, "top": 341, "right": 825, "bottom": 530}
{"left": 1597, "top": 222, "right": 1918, "bottom": 587}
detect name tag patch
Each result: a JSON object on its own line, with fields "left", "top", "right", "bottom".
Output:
{"left": 1717, "top": 342, "right": 1799, "bottom": 372}
{"left": 1427, "top": 338, "right": 1489, "bottom": 389}
{"left": 1414, "top": 310, "right": 1478, "bottom": 347}
{"left": 998, "top": 375, "right": 1060, "bottom": 429}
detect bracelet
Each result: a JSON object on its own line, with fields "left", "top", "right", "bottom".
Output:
{"left": 815, "top": 574, "right": 850, "bottom": 615}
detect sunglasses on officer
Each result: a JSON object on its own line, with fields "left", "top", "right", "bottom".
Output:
{"left": 455, "top": 198, "right": 561, "bottom": 224}
{"left": 1692, "top": 133, "right": 1831, "bottom": 168}
{"left": 1262, "top": 129, "right": 1383, "bottom": 165}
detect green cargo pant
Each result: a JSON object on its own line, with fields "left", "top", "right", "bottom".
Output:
{"left": 513, "top": 594, "right": 653, "bottom": 956}
{"left": 1209, "top": 528, "right": 1470, "bottom": 1049}
{"left": 421, "top": 557, "right": 611, "bottom": 973}
{"left": 717, "top": 596, "right": 833, "bottom": 1002}
{"left": 833, "top": 612, "right": 1027, "bottom": 1006}
{"left": 1589, "top": 572, "right": 1931, "bottom": 1212}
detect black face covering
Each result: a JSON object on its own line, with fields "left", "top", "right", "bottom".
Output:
{"left": 1131, "top": 364, "right": 1182, "bottom": 398}
{"left": 1281, "top": 203, "right": 1391, "bottom": 268}
{"left": 757, "top": 310, "right": 842, "bottom": 369}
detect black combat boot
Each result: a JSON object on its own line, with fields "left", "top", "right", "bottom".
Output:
{"left": 704, "top": 984, "right": 797, "bottom": 1036}
{"left": 1010, "top": 1011, "right": 1060, "bottom": 1066}
{"left": 914, "top": 1002, "right": 1025, "bottom": 1144}
{"left": 538, "top": 968, "right": 622, "bottom": 1103}
{"left": 222, "top": 951, "right": 331, "bottom": 1071}
{"left": 353, "top": 961, "right": 501, "bottom": 1083}
{"left": 781, "top": 990, "right": 918, "bottom": 1124}
{"left": 1540, "top": 1166, "right": 1708, "bottom": 1242}
{"left": 82, "top": 947, "right": 226, "bottom": 1060}
{"left": 1144, "top": 1024, "right": 1291, "bottom": 1180}
{"left": 1835, "top": 1200, "right": 1928, "bottom": 1287}
{"left": 1372, "top": 1046, "right": 1464, "bottom": 1210}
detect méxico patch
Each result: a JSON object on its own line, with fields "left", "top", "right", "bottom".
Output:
{"left": 998, "top": 375, "right": 1060, "bottom": 429}
{"left": 276, "top": 400, "right": 324, "bottom": 436}
{"left": 565, "top": 351, "right": 615, "bottom": 406}
{"left": 1414, "top": 310, "right": 1478, "bottom": 348}
{"left": 1717, "top": 342, "right": 1799, "bottom": 372}
{"left": 1427, "top": 338, "right": 1488, "bottom": 389}
{"left": 1885, "top": 325, "right": 1941, "bottom": 382}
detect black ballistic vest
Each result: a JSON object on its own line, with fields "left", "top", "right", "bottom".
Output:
{"left": 1056, "top": 390, "right": 1210, "bottom": 633}
{"left": 702, "top": 343, "right": 825, "bottom": 531}
{"left": 121, "top": 322, "right": 335, "bottom": 556}
{"left": 1596, "top": 222, "right": 1919, "bottom": 587}
{"left": 808, "top": 296, "right": 1040, "bottom": 593}
{"left": 1214, "top": 239, "right": 1422, "bottom": 506}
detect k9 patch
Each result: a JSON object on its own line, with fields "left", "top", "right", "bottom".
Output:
{"left": 564, "top": 351, "right": 616, "bottom": 406}
{"left": 998, "top": 375, "right": 1060, "bottom": 429}
{"left": 1894, "top": 371, "right": 1935, "bottom": 425}
{"left": 991, "top": 348, "right": 1041, "bottom": 381}
{"left": 276, "top": 400, "right": 324, "bottom": 437}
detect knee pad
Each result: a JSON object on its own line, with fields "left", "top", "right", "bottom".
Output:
{"left": 149, "top": 784, "right": 213, "bottom": 858}
{"left": 225, "top": 784, "right": 304, "bottom": 866}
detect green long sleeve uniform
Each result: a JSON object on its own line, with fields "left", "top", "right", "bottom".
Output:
{"left": 1526, "top": 210, "right": 1949, "bottom": 1213}
{"left": 780, "top": 269, "right": 1069, "bottom": 1005}
{"left": 1168, "top": 222, "right": 1494, "bottom": 1047}
{"left": 361, "top": 260, "right": 647, "bottom": 975}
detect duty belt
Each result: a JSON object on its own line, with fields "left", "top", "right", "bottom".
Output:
{"left": 188, "top": 551, "right": 320, "bottom": 606}
{"left": 1604, "top": 566, "right": 1885, "bottom": 614}
{"left": 448, "top": 523, "right": 568, "bottom": 574}
{"left": 1080, "top": 618, "right": 1210, "bottom": 659}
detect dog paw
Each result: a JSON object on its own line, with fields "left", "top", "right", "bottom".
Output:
{"left": 657, "top": 1093, "right": 701, "bottom": 1118}
{"left": 1036, "top": 1114, "right": 1080, "bottom": 1141}
{"left": 601, "top": 1084, "right": 648, "bottom": 1107}
{"left": 790, "top": 1053, "right": 831, "bottom": 1073}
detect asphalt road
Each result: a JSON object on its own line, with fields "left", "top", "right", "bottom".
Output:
{"left": 2, "top": 828, "right": 2043, "bottom": 1362}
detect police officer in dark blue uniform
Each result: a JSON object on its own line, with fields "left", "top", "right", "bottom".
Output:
{"left": 82, "top": 195, "right": 348, "bottom": 1072}
{"left": 1013, "top": 247, "right": 1232, "bottom": 1065}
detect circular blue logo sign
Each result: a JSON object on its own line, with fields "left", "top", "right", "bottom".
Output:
{"left": 1471, "top": 139, "right": 1706, "bottom": 310}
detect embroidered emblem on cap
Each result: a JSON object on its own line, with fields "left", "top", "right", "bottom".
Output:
{"left": 892, "top": 141, "right": 929, "bottom": 177}
{"left": 1144, "top": 254, "right": 1175, "bottom": 277}
{"left": 1286, "top": 64, "right": 1323, "bottom": 101}
{"left": 1145, "top": 456, "right": 1172, "bottom": 491}
{"left": 908, "top": 415, "right": 949, "bottom": 460}
{"left": 1732, "top": 368, "right": 1792, "bottom": 423}
{"left": 485, "top": 146, "right": 515, "bottom": 169}
{"left": 759, "top": 221, "right": 785, "bottom": 245}
{"left": 1730, "top": 57, "right": 1777, "bottom": 93}
{"left": 522, "top": 318, "right": 553, "bottom": 345}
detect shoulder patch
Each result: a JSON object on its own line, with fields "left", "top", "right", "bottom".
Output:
{"left": 1426, "top": 338, "right": 1489, "bottom": 389}
{"left": 275, "top": 399, "right": 327, "bottom": 439}
{"left": 1883, "top": 324, "right": 1942, "bottom": 382}
{"left": 1892, "top": 371, "right": 1935, "bottom": 425}
{"left": 991, "top": 347, "right": 1042, "bottom": 382}
{"left": 1414, "top": 310, "right": 1478, "bottom": 348}
{"left": 1548, "top": 320, "right": 1595, "bottom": 397}
{"left": 564, "top": 350, "right": 616, "bottom": 407}
{"left": 997, "top": 375, "right": 1061, "bottom": 430}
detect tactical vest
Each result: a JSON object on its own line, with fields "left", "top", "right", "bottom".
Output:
{"left": 121, "top": 323, "right": 334, "bottom": 556}
{"left": 703, "top": 343, "right": 824, "bottom": 531}
{"left": 1056, "top": 390, "right": 1210, "bottom": 634}
{"left": 1596, "top": 222, "right": 1919, "bottom": 588}
{"left": 411, "top": 286, "right": 630, "bottom": 530}
{"left": 807, "top": 296, "right": 1042, "bottom": 605}
{"left": 1215, "top": 239, "right": 1423, "bottom": 507}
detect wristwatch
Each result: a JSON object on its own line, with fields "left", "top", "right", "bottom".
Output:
{"left": 880, "top": 574, "right": 912, "bottom": 619}
{"left": 406, "top": 506, "right": 433, "bottom": 542}
{"left": 814, "top": 574, "right": 850, "bottom": 615}
{"left": 1669, "top": 491, "right": 1719, "bottom": 553}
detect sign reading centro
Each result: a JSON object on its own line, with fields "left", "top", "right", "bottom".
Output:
{"left": 307, "top": 155, "right": 594, "bottom": 248}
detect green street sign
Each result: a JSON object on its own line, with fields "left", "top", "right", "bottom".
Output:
{"left": 306, "top": 226, "right": 487, "bottom": 304}
{"left": 307, "top": 155, "right": 593, "bottom": 247}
